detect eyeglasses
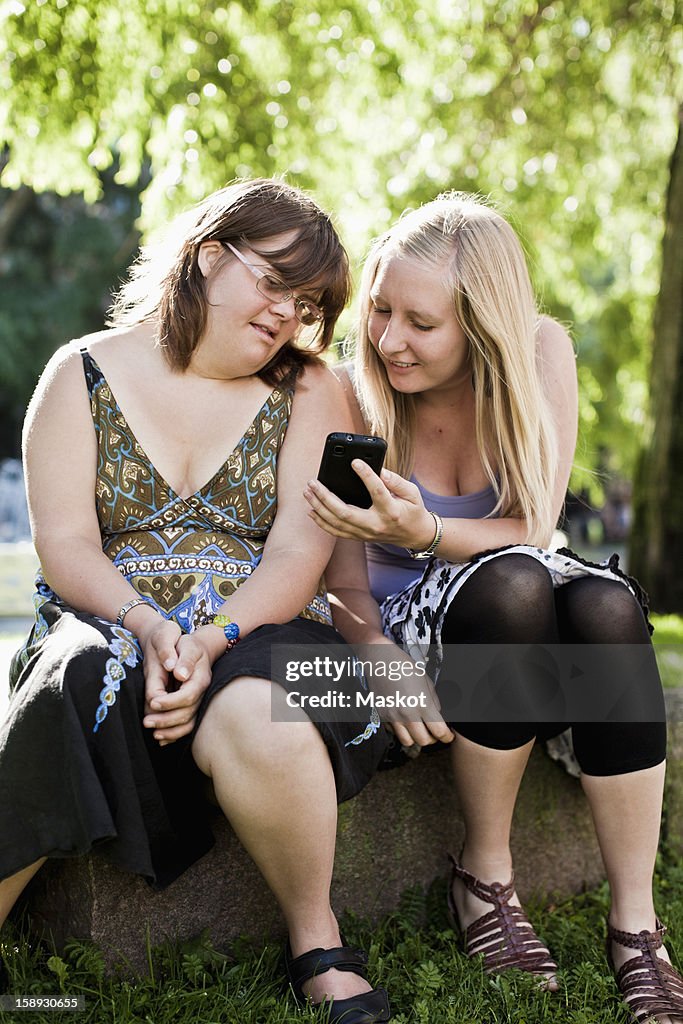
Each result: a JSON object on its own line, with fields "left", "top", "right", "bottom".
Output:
{"left": 222, "top": 242, "right": 324, "bottom": 326}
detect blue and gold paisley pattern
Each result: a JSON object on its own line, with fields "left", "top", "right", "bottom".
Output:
{"left": 35, "top": 350, "right": 331, "bottom": 634}
{"left": 344, "top": 709, "right": 382, "bottom": 747}
{"left": 25, "top": 350, "right": 331, "bottom": 731}
{"left": 93, "top": 625, "right": 141, "bottom": 732}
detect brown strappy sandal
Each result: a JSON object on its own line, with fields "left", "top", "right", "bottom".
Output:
{"left": 447, "top": 853, "right": 558, "bottom": 982}
{"left": 607, "top": 918, "right": 683, "bottom": 1023}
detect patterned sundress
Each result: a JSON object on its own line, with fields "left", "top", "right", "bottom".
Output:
{"left": 0, "top": 349, "right": 386, "bottom": 887}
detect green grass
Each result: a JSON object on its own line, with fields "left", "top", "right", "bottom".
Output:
{"left": 652, "top": 614, "right": 683, "bottom": 645}
{"left": 652, "top": 614, "right": 683, "bottom": 689}
{"left": 3, "top": 861, "right": 683, "bottom": 1024}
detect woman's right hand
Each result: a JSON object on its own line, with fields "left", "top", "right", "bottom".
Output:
{"left": 306, "top": 462, "right": 436, "bottom": 550}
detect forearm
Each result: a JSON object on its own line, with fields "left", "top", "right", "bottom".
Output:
{"left": 207, "top": 547, "right": 327, "bottom": 635}
{"left": 431, "top": 514, "right": 531, "bottom": 564}
{"left": 36, "top": 535, "right": 162, "bottom": 628}
{"left": 328, "top": 585, "right": 388, "bottom": 646}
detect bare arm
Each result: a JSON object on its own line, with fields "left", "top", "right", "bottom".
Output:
{"left": 325, "top": 534, "right": 453, "bottom": 747}
{"left": 23, "top": 343, "right": 153, "bottom": 621}
{"left": 307, "top": 319, "right": 578, "bottom": 559}
{"left": 23, "top": 342, "right": 188, "bottom": 738}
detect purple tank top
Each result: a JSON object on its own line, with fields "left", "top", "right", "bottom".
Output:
{"left": 366, "top": 478, "right": 498, "bottom": 603}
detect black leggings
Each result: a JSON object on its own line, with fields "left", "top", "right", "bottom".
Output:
{"left": 440, "top": 553, "right": 666, "bottom": 776}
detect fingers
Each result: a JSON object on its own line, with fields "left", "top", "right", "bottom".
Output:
{"left": 144, "top": 657, "right": 170, "bottom": 713}
{"left": 379, "top": 467, "right": 420, "bottom": 500}
{"left": 148, "top": 675, "right": 206, "bottom": 712}
{"left": 391, "top": 721, "right": 415, "bottom": 747}
{"left": 147, "top": 620, "right": 182, "bottom": 673}
{"left": 390, "top": 719, "right": 451, "bottom": 748}
{"left": 143, "top": 701, "right": 197, "bottom": 728}
{"left": 145, "top": 663, "right": 168, "bottom": 712}
{"left": 142, "top": 620, "right": 183, "bottom": 711}
{"left": 154, "top": 720, "right": 197, "bottom": 746}
{"left": 143, "top": 633, "right": 211, "bottom": 742}
{"left": 144, "top": 712, "right": 197, "bottom": 745}
{"left": 385, "top": 719, "right": 451, "bottom": 752}
{"left": 172, "top": 637, "right": 205, "bottom": 686}
{"left": 305, "top": 472, "right": 401, "bottom": 541}
{"left": 305, "top": 465, "right": 425, "bottom": 550}
{"left": 349, "top": 460, "right": 394, "bottom": 509}
{"left": 425, "top": 719, "right": 455, "bottom": 743}
{"left": 305, "top": 481, "right": 368, "bottom": 539}
{"left": 379, "top": 690, "right": 454, "bottom": 746}
{"left": 143, "top": 671, "right": 207, "bottom": 742}
{"left": 350, "top": 460, "right": 416, "bottom": 509}
{"left": 306, "top": 477, "right": 365, "bottom": 520}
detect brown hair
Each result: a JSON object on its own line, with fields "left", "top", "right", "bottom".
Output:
{"left": 108, "top": 178, "right": 351, "bottom": 384}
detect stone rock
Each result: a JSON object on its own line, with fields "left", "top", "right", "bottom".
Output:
{"left": 26, "top": 743, "right": 607, "bottom": 971}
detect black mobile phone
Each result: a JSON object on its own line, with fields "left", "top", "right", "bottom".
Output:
{"left": 317, "top": 432, "right": 387, "bottom": 508}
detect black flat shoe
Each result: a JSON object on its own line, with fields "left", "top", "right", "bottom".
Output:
{"left": 284, "top": 940, "right": 391, "bottom": 1023}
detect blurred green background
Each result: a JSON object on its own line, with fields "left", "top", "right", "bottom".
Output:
{"left": 0, "top": 0, "right": 682, "bottom": 608}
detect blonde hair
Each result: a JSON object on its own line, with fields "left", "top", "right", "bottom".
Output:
{"left": 354, "top": 192, "right": 559, "bottom": 546}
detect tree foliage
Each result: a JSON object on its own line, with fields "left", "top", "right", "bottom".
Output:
{"left": 630, "top": 105, "right": 683, "bottom": 611}
{"left": 0, "top": 169, "right": 140, "bottom": 457}
{"left": 1, "top": 0, "right": 682, "bottom": 494}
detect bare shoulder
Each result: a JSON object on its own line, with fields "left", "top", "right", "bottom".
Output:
{"left": 85, "top": 323, "right": 156, "bottom": 368}
{"left": 23, "top": 338, "right": 96, "bottom": 453}
{"left": 537, "top": 316, "right": 576, "bottom": 381}
{"left": 28, "top": 340, "right": 88, "bottom": 406}
{"left": 330, "top": 360, "right": 366, "bottom": 430}
{"left": 537, "top": 316, "right": 575, "bottom": 359}
{"left": 331, "top": 360, "right": 355, "bottom": 393}
{"left": 293, "top": 360, "right": 349, "bottom": 408}
{"left": 28, "top": 327, "right": 130, "bottom": 405}
{"left": 284, "top": 361, "right": 353, "bottom": 441}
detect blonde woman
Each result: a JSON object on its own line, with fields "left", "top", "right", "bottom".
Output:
{"left": 306, "top": 193, "right": 682, "bottom": 1023}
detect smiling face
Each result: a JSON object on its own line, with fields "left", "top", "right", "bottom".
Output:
{"left": 367, "top": 253, "right": 471, "bottom": 396}
{"left": 194, "top": 232, "right": 309, "bottom": 378}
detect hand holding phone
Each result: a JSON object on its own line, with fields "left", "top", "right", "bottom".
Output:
{"left": 317, "top": 432, "right": 387, "bottom": 508}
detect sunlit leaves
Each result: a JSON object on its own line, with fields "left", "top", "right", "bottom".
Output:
{"left": 1, "top": 0, "right": 682, "bottom": 485}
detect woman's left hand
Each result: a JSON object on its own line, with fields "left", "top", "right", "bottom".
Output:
{"left": 305, "top": 460, "right": 436, "bottom": 549}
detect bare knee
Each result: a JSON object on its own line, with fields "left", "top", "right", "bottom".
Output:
{"left": 192, "top": 677, "right": 321, "bottom": 775}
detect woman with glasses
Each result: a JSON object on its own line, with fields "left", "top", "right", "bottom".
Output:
{"left": 0, "top": 179, "right": 390, "bottom": 1023}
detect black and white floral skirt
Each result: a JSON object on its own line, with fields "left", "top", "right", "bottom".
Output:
{"left": 381, "top": 543, "right": 652, "bottom": 680}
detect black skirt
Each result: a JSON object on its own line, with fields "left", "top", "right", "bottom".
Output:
{"left": 0, "top": 604, "right": 388, "bottom": 888}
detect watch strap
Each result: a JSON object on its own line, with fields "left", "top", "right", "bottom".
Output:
{"left": 116, "top": 598, "right": 152, "bottom": 627}
{"left": 408, "top": 510, "right": 444, "bottom": 560}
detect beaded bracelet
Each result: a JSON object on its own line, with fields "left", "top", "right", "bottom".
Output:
{"left": 197, "top": 613, "right": 241, "bottom": 651}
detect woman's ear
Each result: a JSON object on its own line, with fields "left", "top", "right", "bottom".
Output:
{"left": 197, "top": 240, "right": 225, "bottom": 278}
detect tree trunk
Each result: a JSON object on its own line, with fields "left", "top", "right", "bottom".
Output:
{"left": 630, "top": 104, "right": 683, "bottom": 612}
